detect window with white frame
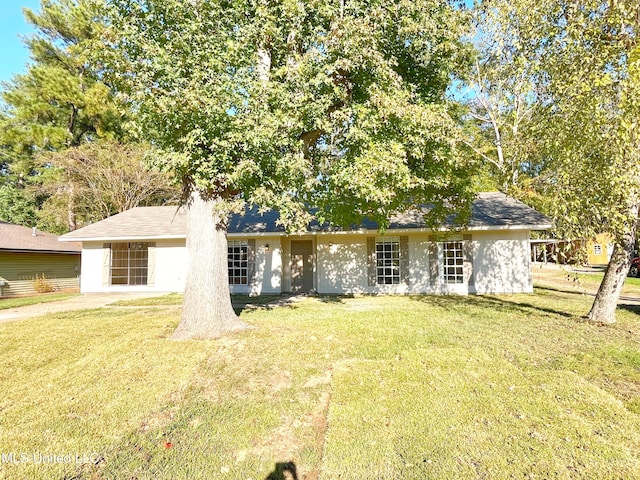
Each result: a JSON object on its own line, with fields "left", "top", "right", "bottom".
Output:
{"left": 440, "top": 237, "right": 464, "bottom": 285}
{"left": 375, "top": 236, "right": 400, "bottom": 285}
{"left": 228, "top": 240, "right": 249, "bottom": 285}
{"left": 110, "top": 242, "right": 150, "bottom": 285}
{"left": 593, "top": 244, "right": 602, "bottom": 255}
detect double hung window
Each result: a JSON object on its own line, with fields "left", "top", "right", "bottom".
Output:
{"left": 375, "top": 236, "right": 400, "bottom": 285}
{"left": 440, "top": 238, "right": 464, "bottom": 285}
{"left": 110, "top": 242, "right": 150, "bottom": 285}
{"left": 228, "top": 240, "right": 249, "bottom": 285}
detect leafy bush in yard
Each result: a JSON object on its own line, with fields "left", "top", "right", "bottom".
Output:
{"left": 31, "top": 273, "right": 55, "bottom": 294}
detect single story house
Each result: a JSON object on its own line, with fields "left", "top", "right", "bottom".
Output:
{"left": 0, "top": 221, "right": 81, "bottom": 297}
{"left": 59, "top": 192, "right": 551, "bottom": 296}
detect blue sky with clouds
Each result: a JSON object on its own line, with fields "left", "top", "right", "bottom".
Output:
{"left": 0, "top": 0, "right": 41, "bottom": 87}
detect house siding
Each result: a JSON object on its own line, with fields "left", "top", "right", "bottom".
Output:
{"left": 231, "top": 237, "right": 282, "bottom": 295}
{"left": 74, "top": 230, "right": 533, "bottom": 296}
{"left": 317, "top": 234, "right": 369, "bottom": 294}
{"left": 316, "top": 234, "right": 431, "bottom": 295}
{"left": 81, "top": 239, "right": 188, "bottom": 293}
{"left": 316, "top": 231, "right": 532, "bottom": 295}
{"left": 0, "top": 251, "right": 80, "bottom": 297}
{"left": 586, "top": 233, "right": 614, "bottom": 266}
{"left": 79, "top": 237, "right": 282, "bottom": 295}
{"left": 472, "top": 230, "right": 532, "bottom": 294}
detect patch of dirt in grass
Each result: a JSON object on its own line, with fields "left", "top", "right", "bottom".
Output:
{"left": 303, "top": 370, "right": 332, "bottom": 388}
{"left": 251, "top": 421, "right": 300, "bottom": 460}
{"left": 268, "top": 368, "right": 293, "bottom": 393}
{"left": 138, "top": 409, "right": 176, "bottom": 434}
{"left": 304, "top": 370, "right": 333, "bottom": 480}
{"left": 609, "top": 379, "right": 640, "bottom": 413}
{"left": 249, "top": 368, "right": 334, "bottom": 480}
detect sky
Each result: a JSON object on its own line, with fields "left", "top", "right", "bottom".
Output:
{"left": 0, "top": 0, "right": 41, "bottom": 86}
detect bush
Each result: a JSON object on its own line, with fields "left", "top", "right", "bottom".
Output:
{"left": 32, "top": 273, "right": 55, "bottom": 294}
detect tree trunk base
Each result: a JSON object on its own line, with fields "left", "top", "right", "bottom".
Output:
{"left": 171, "top": 316, "right": 251, "bottom": 340}
{"left": 580, "top": 314, "right": 614, "bottom": 326}
{"left": 171, "top": 191, "right": 252, "bottom": 340}
{"left": 585, "top": 208, "right": 638, "bottom": 325}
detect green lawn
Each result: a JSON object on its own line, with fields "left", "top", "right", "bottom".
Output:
{"left": 532, "top": 264, "right": 640, "bottom": 294}
{"left": 0, "top": 292, "right": 77, "bottom": 310}
{"left": 110, "top": 293, "right": 284, "bottom": 307}
{"left": 572, "top": 270, "right": 640, "bottom": 289}
{"left": 1, "top": 290, "right": 639, "bottom": 479}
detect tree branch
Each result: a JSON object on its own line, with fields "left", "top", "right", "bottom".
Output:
{"left": 461, "top": 139, "right": 502, "bottom": 170}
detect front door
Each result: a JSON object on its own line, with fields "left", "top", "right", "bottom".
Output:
{"left": 291, "top": 240, "right": 314, "bottom": 293}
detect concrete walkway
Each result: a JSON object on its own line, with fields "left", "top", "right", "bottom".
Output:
{"left": 0, "top": 292, "right": 168, "bottom": 324}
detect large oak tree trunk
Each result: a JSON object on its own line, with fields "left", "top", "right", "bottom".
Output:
{"left": 586, "top": 204, "right": 639, "bottom": 324}
{"left": 172, "top": 190, "right": 248, "bottom": 339}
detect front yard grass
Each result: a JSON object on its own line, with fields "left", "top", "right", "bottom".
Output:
{"left": 0, "top": 289, "right": 639, "bottom": 479}
{"left": 0, "top": 292, "right": 77, "bottom": 310}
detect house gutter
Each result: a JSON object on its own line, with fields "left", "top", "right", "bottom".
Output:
{"left": 58, "top": 223, "right": 552, "bottom": 243}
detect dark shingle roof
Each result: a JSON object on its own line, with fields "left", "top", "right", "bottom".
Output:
{"left": 384, "top": 191, "right": 551, "bottom": 230}
{"left": 60, "top": 192, "right": 551, "bottom": 242}
{"left": 467, "top": 192, "right": 551, "bottom": 228}
{"left": 0, "top": 221, "right": 81, "bottom": 253}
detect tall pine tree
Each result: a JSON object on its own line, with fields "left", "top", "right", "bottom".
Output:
{"left": 0, "top": 0, "right": 174, "bottom": 232}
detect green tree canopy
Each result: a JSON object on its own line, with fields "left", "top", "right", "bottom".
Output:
{"left": 461, "top": 1, "right": 542, "bottom": 194}
{"left": 468, "top": 0, "right": 640, "bottom": 323}
{"left": 1, "top": 0, "right": 123, "bottom": 166}
{"left": 0, "top": 0, "right": 177, "bottom": 233}
{"left": 107, "top": 0, "right": 474, "bottom": 230}
{"left": 0, "top": 185, "right": 38, "bottom": 226}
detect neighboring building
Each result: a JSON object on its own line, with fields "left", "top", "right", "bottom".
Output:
{"left": 586, "top": 233, "right": 614, "bottom": 266}
{"left": 59, "top": 192, "right": 552, "bottom": 296}
{"left": 0, "top": 221, "right": 81, "bottom": 297}
{"left": 530, "top": 239, "right": 573, "bottom": 264}
{"left": 531, "top": 233, "right": 615, "bottom": 266}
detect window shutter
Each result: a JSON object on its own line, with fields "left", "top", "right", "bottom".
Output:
{"left": 147, "top": 243, "right": 156, "bottom": 287}
{"left": 463, "top": 234, "right": 474, "bottom": 287}
{"left": 400, "top": 236, "right": 409, "bottom": 285}
{"left": 367, "top": 237, "right": 376, "bottom": 286}
{"left": 427, "top": 235, "right": 439, "bottom": 287}
{"left": 102, "top": 243, "right": 111, "bottom": 286}
{"left": 247, "top": 239, "right": 256, "bottom": 286}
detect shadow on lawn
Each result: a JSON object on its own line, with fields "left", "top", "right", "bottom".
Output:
{"left": 232, "top": 292, "right": 355, "bottom": 314}
{"left": 536, "top": 285, "right": 640, "bottom": 317}
{"left": 618, "top": 303, "right": 640, "bottom": 316}
{"left": 317, "top": 293, "right": 355, "bottom": 304}
{"left": 232, "top": 294, "right": 301, "bottom": 315}
{"left": 264, "top": 461, "right": 298, "bottom": 480}
{"left": 409, "top": 293, "right": 574, "bottom": 319}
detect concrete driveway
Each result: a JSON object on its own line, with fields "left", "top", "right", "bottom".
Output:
{"left": 0, "top": 292, "right": 170, "bottom": 324}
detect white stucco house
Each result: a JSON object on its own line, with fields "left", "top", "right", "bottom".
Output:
{"left": 59, "top": 192, "right": 551, "bottom": 296}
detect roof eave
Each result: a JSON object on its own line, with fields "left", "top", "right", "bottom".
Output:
{"left": 466, "top": 223, "right": 553, "bottom": 232}
{"left": 310, "top": 224, "right": 553, "bottom": 235}
{"left": 59, "top": 234, "right": 187, "bottom": 242}
{"left": 62, "top": 223, "right": 552, "bottom": 242}
{"left": 0, "top": 248, "right": 81, "bottom": 254}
